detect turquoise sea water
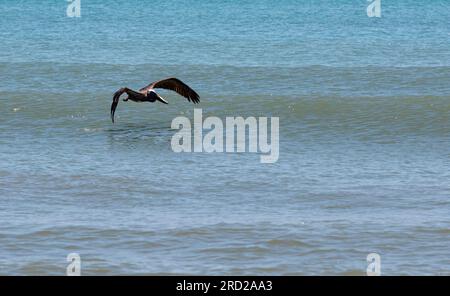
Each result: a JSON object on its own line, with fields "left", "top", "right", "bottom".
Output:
{"left": 0, "top": 0, "right": 449, "bottom": 275}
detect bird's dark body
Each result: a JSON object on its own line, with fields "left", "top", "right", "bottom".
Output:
{"left": 125, "top": 91, "right": 156, "bottom": 102}
{"left": 110, "top": 77, "right": 200, "bottom": 123}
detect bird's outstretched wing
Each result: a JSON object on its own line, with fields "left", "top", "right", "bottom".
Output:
{"left": 110, "top": 87, "right": 141, "bottom": 123}
{"left": 140, "top": 78, "right": 200, "bottom": 104}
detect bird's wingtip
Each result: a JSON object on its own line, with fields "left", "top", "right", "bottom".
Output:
{"left": 110, "top": 109, "right": 115, "bottom": 123}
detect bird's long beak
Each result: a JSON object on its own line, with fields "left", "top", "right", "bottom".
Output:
{"left": 156, "top": 95, "right": 168, "bottom": 104}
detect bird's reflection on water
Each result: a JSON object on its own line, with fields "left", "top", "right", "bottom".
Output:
{"left": 106, "top": 122, "right": 174, "bottom": 148}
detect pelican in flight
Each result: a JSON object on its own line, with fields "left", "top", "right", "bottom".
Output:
{"left": 110, "top": 77, "right": 200, "bottom": 123}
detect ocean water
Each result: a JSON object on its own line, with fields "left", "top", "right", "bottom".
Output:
{"left": 0, "top": 0, "right": 449, "bottom": 275}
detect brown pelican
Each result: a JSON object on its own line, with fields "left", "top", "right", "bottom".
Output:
{"left": 111, "top": 77, "right": 200, "bottom": 123}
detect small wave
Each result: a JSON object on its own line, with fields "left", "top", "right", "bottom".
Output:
{"left": 82, "top": 127, "right": 104, "bottom": 133}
